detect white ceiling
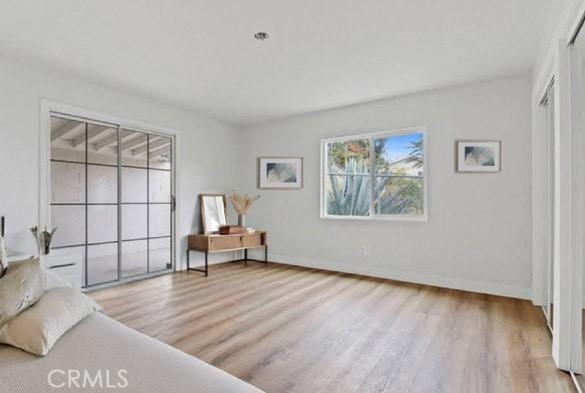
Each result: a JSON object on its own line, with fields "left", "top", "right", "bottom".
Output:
{"left": 0, "top": 1, "right": 564, "bottom": 125}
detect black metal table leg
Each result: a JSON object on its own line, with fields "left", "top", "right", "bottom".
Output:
{"left": 186, "top": 248, "right": 209, "bottom": 277}
{"left": 265, "top": 245, "right": 268, "bottom": 264}
{"left": 205, "top": 251, "right": 208, "bottom": 277}
{"left": 244, "top": 248, "right": 248, "bottom": 266}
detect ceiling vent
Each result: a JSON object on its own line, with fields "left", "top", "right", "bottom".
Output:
{"left": 254, "top": 32, "right": 269, "bottom": 41}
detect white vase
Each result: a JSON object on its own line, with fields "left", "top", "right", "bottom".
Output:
{"left": 238, "top": 215, "right": 246, "bottom": 227}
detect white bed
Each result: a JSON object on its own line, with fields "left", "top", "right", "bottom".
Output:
{"left": 0, "top": 312, "right": 263, "bottom": 393}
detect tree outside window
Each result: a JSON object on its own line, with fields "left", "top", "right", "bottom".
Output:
{"left": 323, "top": 129, "right": 426, "bottom": 220}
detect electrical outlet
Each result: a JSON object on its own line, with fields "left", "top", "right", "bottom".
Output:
{"left": 362, "top": 246, "right": 370, "bottom": 256}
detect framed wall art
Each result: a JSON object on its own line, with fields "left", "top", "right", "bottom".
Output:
{"left": 258, "top": 157, "right": 303, "bottom": 189}
{"left": 456, "top": 141, "right": 501, "bottom": 172}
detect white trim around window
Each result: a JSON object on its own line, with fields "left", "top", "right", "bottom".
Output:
{"left": 320, "top": 126, "right": 428, "bottom": 223}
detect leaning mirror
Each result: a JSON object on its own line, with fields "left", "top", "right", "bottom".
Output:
{"left": 200, "top": 194, "right": 227, "bottom": 234}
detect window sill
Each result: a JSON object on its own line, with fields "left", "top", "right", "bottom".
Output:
{"left": 320, "top": 214, "right": 427, "bottom": 223}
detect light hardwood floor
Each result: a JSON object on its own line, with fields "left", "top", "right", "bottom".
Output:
{"left": 90, "top": 262, "right": 576, "bottom": 393}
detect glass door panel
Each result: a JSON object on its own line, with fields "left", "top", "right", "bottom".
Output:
{"left": 122, "top": 167, "right": 147, "bottom": 203}
{"left": 148, "top": 135, "right": 172, "bottom": 273}
{"left": 51, "top": 161, "right": 85, "bottom": 203}
{"left": 149, "top": 205, "right": 171, "bottom": 238}
{"left": 121, "top": 129, "right": 148, "bottom": 168}
{"left": 87, "top": 124, "right": 118, "bottom": 165}
{"left": 149, "top": 237, "right": 171, "bottom": 272}
{"left": 50, "top": 117, "right": 86, "bottom": 163}
{"left": 50, "top": 117, "right": 87, "bottom": 249}
{"left": 122, "top": 240, "right": 148, "bottom": 278}
{"left": 149, "top": 135, "right": 172, "bottom": 170}
{"left": 121, "top": 129, "right": 149, "bottom": 278}
{"left": 149, "top": 170, "right": 171, "bottom": 202}
{"left": 87, "top": 205, "right": 118, "bottom": 244}
{"left": 122, "top": 205, "right": 147, "bottom": 240}
{"left": 51, "top": 205, "right": 85, "bottom": 247}
{"left": 87, "top": 165, "right": 117, "bottom": 203}
{"left": 86, "top": 126, "right": 119, "bottom": 285}
{"left": 87, "top": 243, "right": 118, "bottom": 286}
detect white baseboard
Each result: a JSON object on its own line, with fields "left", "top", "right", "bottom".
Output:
{"left": 263, "top": 253, "right": 532, "bottom": 300}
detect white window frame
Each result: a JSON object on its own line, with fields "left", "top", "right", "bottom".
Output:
{"left": 320, "top": 126, "right": 428, "bottom": 222}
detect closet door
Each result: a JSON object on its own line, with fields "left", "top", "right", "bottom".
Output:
{"left": 542, "top": 84, "right": 556, "bottom": 330}
{"left": 571, "top": 23, "right": 585, "bottom": 388}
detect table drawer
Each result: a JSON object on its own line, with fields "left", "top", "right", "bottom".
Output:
{"left": 242, "top": 233, "right": 262, "bottom": 247}
{"left": 41, "top": 249, "right": 83, "bottom": 289}
{"left": 49, "top": 263, "right": 76, "bottom": 274}
{"left": 210, "top": 236, "right": 242, "bottom": 251}
{"left": 46, "top": 263, "right": 82, "bottom": 289}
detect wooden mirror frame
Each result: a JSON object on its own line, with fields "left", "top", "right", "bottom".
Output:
{"left": 199, "top": 194, "right": 228, "bottom": 234}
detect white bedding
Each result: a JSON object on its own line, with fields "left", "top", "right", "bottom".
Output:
{"left": 0, "top": 312, "right": 263, "bottom": 393}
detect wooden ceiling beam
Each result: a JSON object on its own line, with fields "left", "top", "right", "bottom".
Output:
{"left": 149, "top": 145, "right": 171, "bottom": 159}
{"left": 94, "top": 129, "right": 132, "bottom": 151}
{"left": 120, "top": 134, "right": 148, "bottom": 151}
{"left": 71, "top": 126, "right": 110, "bottom": 148}
{"left": 51, "top": 121, "right": 82, "bottom": 142}
{"left": 131, "top": 137, "right": 170, "bottom": 156}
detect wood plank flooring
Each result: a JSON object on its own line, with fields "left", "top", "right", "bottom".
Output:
{"left": 89, "top": 262, "right": 576, "bottom": 393}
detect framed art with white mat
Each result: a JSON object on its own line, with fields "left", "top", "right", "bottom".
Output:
{"left": 258, "top": 157, "right": 303, "bottom": 189}
{"left": 456, "top": 141, "right": 501, "bottom": 172}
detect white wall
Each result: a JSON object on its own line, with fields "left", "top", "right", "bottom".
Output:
{"left": 0, "top": 56, "right": 535, "bottom": 299}
{"left": 239, "top": 74, "right": 533, "bottom": 299}
{"left": 0, "top": 56, "right": 240, "bottom": 268}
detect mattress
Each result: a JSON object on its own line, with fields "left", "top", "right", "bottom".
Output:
{"left": 0, "top": 312, "right": 263, "bottom": 393}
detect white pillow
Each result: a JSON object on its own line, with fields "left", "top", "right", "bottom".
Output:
{"left": 0, "top": 258, "right": 48, "bottom": 326}
{"left": 0, "top": 287, "right": 102, "bottom": 356}
{"left": 0, "top": 258, "right": 71, "bottom": 327}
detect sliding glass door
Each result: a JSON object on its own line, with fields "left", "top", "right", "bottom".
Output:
{"left": 120, "top": 129, "right": 173, "bottom": 277}
{"left": 49, "top": 114, "right": 174, "bottom": 288}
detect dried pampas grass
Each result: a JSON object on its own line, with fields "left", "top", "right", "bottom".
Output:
{"left": 230, "top": 192, "right": 260, "bottom": 215}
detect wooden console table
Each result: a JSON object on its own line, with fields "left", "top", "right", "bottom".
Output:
{"left": 186, "top": 231, "right": 268, "bottom": 276}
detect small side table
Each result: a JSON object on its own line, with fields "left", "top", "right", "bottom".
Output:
{"left": 186, "top": 231, "right": 268, "bottom": 276}
{"left": 40, "top": 248, "right": 83, "bottom": 289}
{"left": 5, "top": 250, "right": 82, "bottom": 289}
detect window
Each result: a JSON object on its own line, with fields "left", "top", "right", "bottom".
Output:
{"left": 321, "top": 128, "right": 426, "bottom": 221}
